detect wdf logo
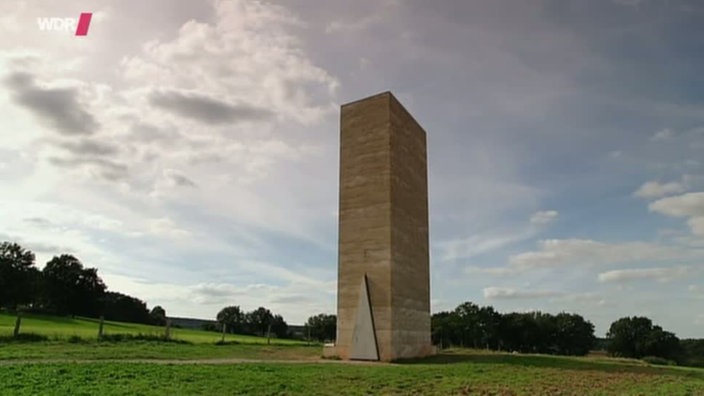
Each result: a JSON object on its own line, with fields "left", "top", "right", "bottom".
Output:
{"left": 37, "top": 12, "right": 92, "bottom": 36}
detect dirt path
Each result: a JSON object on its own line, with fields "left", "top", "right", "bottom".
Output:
{"left": 0, "top": 357, "right": 393, "bottom": 366}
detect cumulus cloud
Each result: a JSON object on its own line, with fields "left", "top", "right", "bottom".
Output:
{"left": 149, "top": 217, "right": 191, "bottom": 239}
{"left": 649, "top": 192, "right": 704, "bottom": 218}
{"left": 121, "top": 0, "right": 338, "bottom": 125}
{"left": 439, "top": 231, "right": 532, "bottom": 261}
{"left": 529, "top": 210, "right": 559, "bottom": 225}
{"left": 650, "top": 128, "right": 674, "bottom": 141}
{"left": 439, "top": 210, "right": 558, "bottom": 261}
{"left": 598, "top": 266, "right": 691, "bottom": 283}
{"left": 508, "top": 239, "right": 691, "bottom": 270}
{"left": 634, "top": 180, "right": 687, "bottom": 199}
{"left": 650, "top": 192, "right": 704, "bottom": 237}
{"left": 4, "top": 72, "right": 99, "bottom": 135}
{"left": 690, "top": 285, "right": 704, "bottom": 298}
{"left": 483, "top": 287, "right": 563, "bottom": 299}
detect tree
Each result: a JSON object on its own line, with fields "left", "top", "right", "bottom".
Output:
{"left": 606, "top": 316, "right": 680, "bottom": 360}
{"left": 245, "top": 307, "right": 274, "bottom": 336}
{"left": 216, "top": 306, "right": 244, "bottom": 333}
{"left": 0, "top": 242, "right": 39, "bottom": 310}
{"left": 553, "top": 312, "right": 595, "bottom": 356}
{"left": 453, "top": 302, "right": 482, "bottom": 348}
{"left": 305, "top": 313, "right": 336, "bottom": 342}
{"left": 270, "top": 314, "right": 289, "bottom": 338}
{"left": 680, "top": 339, "right": 704, "bottom": 367}
{"left": 150, "top": 306, "right": 167, "bottom": 326}
{"left": 41, "top": 254, "right": 106, "bottom": 317}
{"left": 102, "top": 291, "right": 151, "bottom": 324}
{"left": 431, "top": 311, "right": 460, "bottom": 348}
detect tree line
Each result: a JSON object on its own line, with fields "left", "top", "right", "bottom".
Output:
{"left": 212, "top": 305, "right": 289, "bottom": 338}
{"left": 0, "top": 242, "right": 166, "bottom": 325}
{"left": 433, "top": 302, "right": 704, "bottom": 367}
{"left": 432, "top": 302, "right": 596, "bottom": 356}
{"left": 5, "top": 241, "right": 702, "bottom": 366}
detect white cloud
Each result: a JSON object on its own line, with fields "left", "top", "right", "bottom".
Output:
{"left": 634, "top": 180, "right": 687, "bottom": 199}
{"left": 689, "top": 217, "right": 704, "bottom": 237}
{"left": 650, "top": 192, "right": 704, "bottom": 238}
{"left": 508, "top": 239, "right": 692, "bottom": 270}
{"left": 598, "top": 266, "right": 692, "bottom": 283}
{"left": 324, "top": 0, "right": 399, "bottom": 33}
{"left": 650, "top": 128, "right": 674, "bottom": 141}
{"left": 101, "top": 273, "right": 336, "bottom": 323}
{"left": 439, "top": 230, "right": 532, "bottom": 261}
{"left": 149, "top": 217, "right": 191, "bottom": 239}
{"left": 483, "top": 287, "right": 563, "bottom": 300}
{"left": 465, "top": 266, "right": 519, "bottom": 276}
{"left": 650, "top": 192, "right": 704, "bottom": 218}
{"left": 529, "top": 210, "right": 559, "bottom": 225}
{"left": 121, "top": 0, "right": 338, "bottom": 126}
{"left": 438, "top": 209, "right": 558, "bottom": 262}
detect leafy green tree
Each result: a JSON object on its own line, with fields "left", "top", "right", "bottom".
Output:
{"left": 305, "top": 313, "right": 336, "bottom": 342}
{"left": 553, "top": 312, "right": 595, "bottom": 356}
{"left": 245, "top": 307, "right": 274, "bottom": 336}
{"left": 0, "top": 242, "right": 39, "bottom": 310}
{"left": 270, "top": 314, "right": 289, "bottom": 338}
{"left": 150, "top": 305, "right": 167, "bottom": 326}
{"left": 680, "top": 339, "right": 704, "bottom": 367}
{"left": 453, "top": 302, "right": 482, "bottom": 348}
{"left": 644, "top": 325, "right": 681, "bottom": 361}
{"left": 41, "top": 254, "right": 106, "bottom": 317}
{"left": 102, "top": 291, "right": 151, "bottom": 324}
{"left": 606, "top": 316, "right": 680, "bottom": 360}
{"left": 216, "top": 305, "right": 245, "bottom": 333}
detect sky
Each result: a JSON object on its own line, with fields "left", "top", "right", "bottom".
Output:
{"left": 1, "top": 0, "right": 703, "bottom": 337}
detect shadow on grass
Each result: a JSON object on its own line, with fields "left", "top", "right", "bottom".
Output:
{"left": 398, "top": 350, "right": 704, "bottom": 380}
{"left": 78, "top": 317, "right": 133, "bottom": 329}
{"left": 99, "top": 333, "right": 191, "bottom": 344}
{"left": 0, "top": 333, "right": 49, "bottom": 343}
{"left": 1, "top": 333, "right": 192, "bottom": 345}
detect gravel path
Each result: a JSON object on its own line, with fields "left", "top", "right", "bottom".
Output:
{"left": 0, "top": 358, "right": 391, "bottom": 366}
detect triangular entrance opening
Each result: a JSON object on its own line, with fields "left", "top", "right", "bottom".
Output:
{"left": 350, "top": 274, "right": 379, "bottom": 360}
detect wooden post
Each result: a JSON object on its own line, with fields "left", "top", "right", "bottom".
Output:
{"left": 164, "top": 319, "right": 171, "bottom": 340}
{"left": 221, "top": 323, "right": 226, "bottom": 343}
{"left": 98, "top": 316, "right": 105, "bottom": 340}
{"left": 266, "top": 323, "right": 272, "bottom": 345}
{"left": 13, "top": 312, "right": 22, "bottom": 338}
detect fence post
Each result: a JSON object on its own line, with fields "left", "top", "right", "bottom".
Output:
{"left": 98, "top": 316, "right": 105, "bottom": 340}
{"left": 221, "top": 323, "right": 226, "bottom": 343}
{"left": 164, "top": 319, "right": 171, "bottom": 340}
{"left": 13, "top": 311, "right": 22, "bottom": 338}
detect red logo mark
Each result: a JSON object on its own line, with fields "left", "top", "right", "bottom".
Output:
{"left": 75, "top": 12, "right": 92, "bottom": 36}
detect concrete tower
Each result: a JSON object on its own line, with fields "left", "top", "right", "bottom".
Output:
{"left": 329, "top": 91, "right": 433, "bottom": 362}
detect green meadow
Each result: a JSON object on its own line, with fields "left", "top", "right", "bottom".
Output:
{"left": 0, "top": 312, "right": 303, "bottom": 345}
{"left": 2, "top": 312, "right": 704, "bottom": 395}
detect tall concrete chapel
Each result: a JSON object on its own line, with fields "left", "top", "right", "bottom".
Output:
{"left": 329, "top": 92, "right": 434, "bottom": 361}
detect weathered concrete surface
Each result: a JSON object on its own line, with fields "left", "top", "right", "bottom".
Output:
{"left": 349, "top": 276, "right": 379, "bottom": 360}
{"left": 333, "top": 91, "right": 433, "bottom": 362}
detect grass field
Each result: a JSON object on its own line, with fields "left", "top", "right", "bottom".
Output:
{"left": 1, "top": 351, "right": 704, "bottom": 395}
{"left": 2, "top": 312, "right": 704, "bottom": 395}
{"left": 0, "top": 312, "right": 304, "bottom": 345}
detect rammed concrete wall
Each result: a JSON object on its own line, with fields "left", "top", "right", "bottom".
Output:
{"left": 334, "top": 91, "right": 432, "bottom": 362}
